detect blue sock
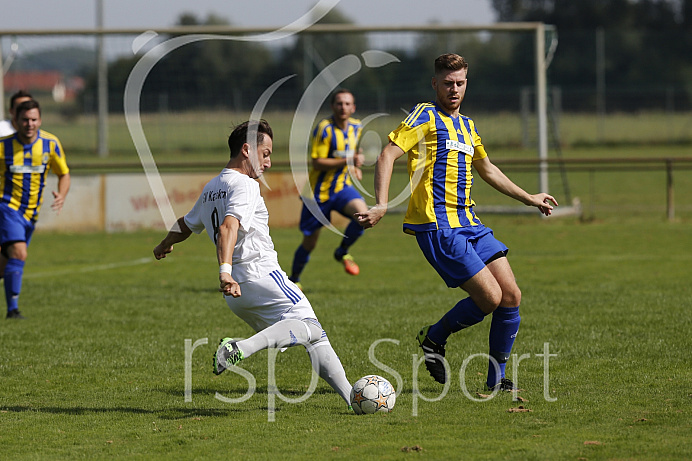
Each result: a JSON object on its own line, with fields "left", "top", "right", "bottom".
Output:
{"left": 336, "top": 221, "right": 364, "bottom": 257}
{"left": 487, "top": 306, "right": 521, "bottom": 388}
{"left": 290, "top": 245, "right": 311, "bottom": 282}
{"left": 4, "top": 258, "right": 24, "bottom": 313}
{"left": 428, "top": 297, "right": 488, "bottom": 345}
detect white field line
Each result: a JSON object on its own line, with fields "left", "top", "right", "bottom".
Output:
{"left": 25, "top": 257, "right": 153, "bottom": 279}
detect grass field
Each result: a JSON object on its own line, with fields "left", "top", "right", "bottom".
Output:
{"left": 1, "top": 214, "right": 690, "bottom": 459}
{"left": 42, "top": 110, "right": 692, "bottom": 160}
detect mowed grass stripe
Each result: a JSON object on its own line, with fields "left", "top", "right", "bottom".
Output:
{"left": 0, "top": 216, "right": 690, "bottom": 459}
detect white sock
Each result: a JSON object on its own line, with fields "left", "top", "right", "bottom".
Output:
{"left": 306, "top": 339, "right": 352, "bottom": 405}
{"left": 235, "top": 319, "right": 352, "bottom": 405}
{"left": 236, "top": 319, "right": 311, "bottom": 357}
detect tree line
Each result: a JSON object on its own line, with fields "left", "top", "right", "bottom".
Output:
{"left": 82, "top": 0, "right": 692, "bottom": 113}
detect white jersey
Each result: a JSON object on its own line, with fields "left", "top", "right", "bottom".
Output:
{"left": 184, "top": 168, "right": 279, "bottom": 283}
{"left": 0, "top": 119, "right": 15, "bottom": 137}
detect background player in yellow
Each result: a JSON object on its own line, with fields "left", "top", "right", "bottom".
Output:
{"left": 357, "top": 54, "right": 557, "bottom": 390}
{"left": 0, "top": 91, "right": 33, "bottom": 261}
{"left": 0, "top": 99, "right": 70, "bottom": 319}
{"left": 289, "top": 89, "right": 368, "bottom": 287}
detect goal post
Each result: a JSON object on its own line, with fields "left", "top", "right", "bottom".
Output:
{"left": 536, "top": 22, "right": 549, "bottom": 195}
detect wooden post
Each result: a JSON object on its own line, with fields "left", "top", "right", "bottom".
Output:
{"left": 666, "top": 159, "right": 674, "bottom": 221}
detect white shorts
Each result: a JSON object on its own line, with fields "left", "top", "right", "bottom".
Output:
{"left": 224, "top": 269, "right": 318, "bottom": 332}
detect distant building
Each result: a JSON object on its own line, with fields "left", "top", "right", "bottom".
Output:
{"left": 4, "top": 71, "right": 85, "bottom": 102}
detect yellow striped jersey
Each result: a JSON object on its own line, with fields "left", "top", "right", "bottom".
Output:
{"left": 308, "top": 116, "right": 362, "bottom": 203}
{"left": 0, "top": 130, "right": 69, "bottom": 222}
{"left": 388, "top": 102, "right": 488, "bottom": 234}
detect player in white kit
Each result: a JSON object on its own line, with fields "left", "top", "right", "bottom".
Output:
{"left": 153, "top": 120, "right": 352, "bottom": 408}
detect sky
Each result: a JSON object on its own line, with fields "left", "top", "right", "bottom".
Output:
{"left": 0, "top": 0, "right": 496, "bottom": 30}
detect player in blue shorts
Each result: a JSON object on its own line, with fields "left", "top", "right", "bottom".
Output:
{"left": 357, "top": 54, "right": 558, "bottom": 391}
{"left": 0, "top": 99, "right": 71, "bottom": 319}
{"left": 289, "top": 89, "right": 369, "bottom": 286}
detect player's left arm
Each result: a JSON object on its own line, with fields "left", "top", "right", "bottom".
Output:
{"left": 473, "top": 156, "right": 558, "bottom": 216}
{"left": 51, "top": 173, "right": 71, "bottom": 214}
{"left": 216, "top": 215, "right": 241, "bottom": 298}
{"left": 49, "top": 136, "right": 71, "bottom": 214}
{"left": 154, "top": 217, "right": 193, "bottom": 260}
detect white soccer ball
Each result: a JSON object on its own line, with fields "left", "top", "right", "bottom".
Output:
{"left": 350, "top": 374, "right": 396, "bottom": 414}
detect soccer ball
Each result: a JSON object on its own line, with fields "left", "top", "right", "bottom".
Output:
{"left": 350, "top": 375, "right": 396, "bottom": 414}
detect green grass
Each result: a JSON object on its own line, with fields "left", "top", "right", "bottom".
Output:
{"left": 1, "top": 215, "right": 691, "bottom": 459}
{"left": 42, "top": 110, "right": 692, "bottom": 161}
{"left": 41, "top": 107, "right": 692, "bottom": 222}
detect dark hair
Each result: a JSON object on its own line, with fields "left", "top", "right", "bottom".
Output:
{"left": 9, "top": 90, "right": 33, "bottom": 110}
{"left": 14, "top": 99, "right": 40, "bottom": 119}
{"left": 228, "top": 120, "right": 273, "bottom": 158}
{"left": 331, "top": 88, "right": 354, "bottom": 105}
{"left": 434, "top": 53, "right": 468, "bottom": 76}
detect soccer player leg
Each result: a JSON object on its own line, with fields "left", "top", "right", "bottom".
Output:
{"left": 215, "top": 315, "right": 317, "bottom": 376}
{"left": 303, "top": 319, "right": 352, "bottom": 405}
{"left": 428, "top": 296, "right": 489, "bottom": 345}
{"left": 487, "top": 306, "right": 521, "bottom": 389}
{"left": 290, "top": 204, "right": 324, "bottom": 284}
{"left": 228, "top": 273, "right": 312, "bottom": 357}
{"left": 290, "top": 239, "right": 314, "bottom": 285}
{"left": 334, "top": 220, "right": 363, "bottom": 276}
{"left": 485, "top": 257, "right": 522, "bottom": 390}
{"left": 335, "top": 220, "right": 364, "bottom": 258}
{"left": 236, "top": 318, "right": 315, "bottom": 356}
{"left": 333, "top": 192, "right": 367, "bottom": 268}
{"left": 417, "top": 229, "right": 495, "bottom": 345}
{"left": 0, "top": 211, "right": 31, "bottom": 316}
{"left": 238, "top": 314, "right": 352, "bottom": 405}
{"left": 278, "top": 288, "right": 350, "bottom": 404}
{"left": 4, "top": 256, "right": 24, "bottom": 314}
{"left": 0, "top": 253, "right": 6, "bottom": 279}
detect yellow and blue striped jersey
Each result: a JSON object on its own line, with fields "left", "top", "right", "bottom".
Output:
{"left": 308, "top": 116, "right": 362, "bottom": 203}
{"left": 388, "top": 102, "right": 488, "bottom": 234}
{"left": 0, "top": 130, "right": 69, "bottom": 222}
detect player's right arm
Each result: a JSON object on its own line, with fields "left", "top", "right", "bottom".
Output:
{"left": 312, "top": 156, "right": 350, "bottom": 170}
{"left": 51, "top": 173, "right": 71, "bottom": 214}
{"left": 216, "top": 215, "right": 241, "bottom": 298}
{"left": 153, "top": 217, "right": 193, "bottom": 259}
{"left": 356, "top": 141, "right": 405, "bottom": 228}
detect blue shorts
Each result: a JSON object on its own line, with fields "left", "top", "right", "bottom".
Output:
{"left": 415, "top": 225, "right": 508, "bottom": 288}
{"left": 0, "top": 204, "right": 35, "bottom": 247}
{"left": 299, "top": 186, "right": 363, "bottom": 235}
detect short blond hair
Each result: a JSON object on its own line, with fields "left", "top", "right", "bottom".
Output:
{"left": 434, "top": 53, "right": 468, "bottom": 75}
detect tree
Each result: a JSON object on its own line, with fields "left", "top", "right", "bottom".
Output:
{"left": 81, "top": 12, "right": 273, "bottom": 113}
{"left": 490, "top": 0, "right": 692, "bottom": 110}
{"left": 268, "top": 7, "right": 369, "bottom": 108}
{"left": 142, "top": 12, "right": 272, "bottom": 111}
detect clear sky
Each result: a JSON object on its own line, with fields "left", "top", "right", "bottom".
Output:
{"left": 0, "top": 0, "right": 495, "bottom": 30}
